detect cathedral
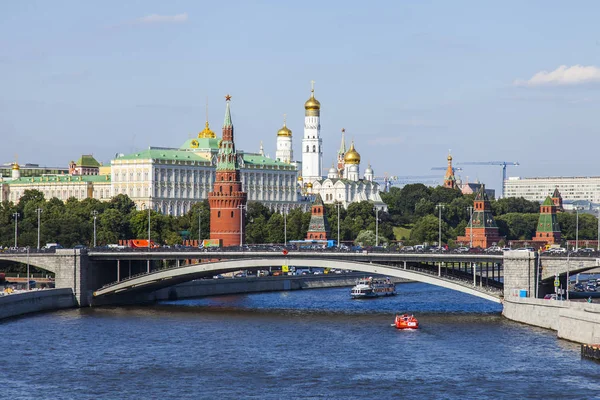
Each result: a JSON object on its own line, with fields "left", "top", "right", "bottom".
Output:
{"left": 278, "top": 83, "right": 386, "bottom": 211}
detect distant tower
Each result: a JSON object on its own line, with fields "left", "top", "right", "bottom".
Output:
{"left": 302, "top": 81, "right": 322, "bottom": 183}
{"left": 364, "top": 163, "right": 374, "bottom": 182}
{"left": 276, "top": 115, "right": 293, "bottom": 164}
{"left": 532, "top": 196, "right": 561, "bottom": 245}
{"left": 11, "top": 162, "right": 20, "bottom": 180}
{"left": 443, "top": 152, "right": 456, "bottom": 189}
{"left": 305, "top": 194, "right": 331, "bottom": 241}
{"left": 327, "top": 163, "right": 338, "bottom": 179}
{"left": 208, "top": 95, "right": 248, "bottom": 247}
{"left": 337, "top": 128, "right": 346, "bottom": 178}
{"left": 344, "top": 140, "right": 361, "bottom": 182}
{"left": 457, "top": 185, "right": 502, "bottom": 248}
{"left": 551, "top": 187, "right": 564, "bottom": 212}
{"left": 259, "top": 141, "right": 265, "bottom": 157}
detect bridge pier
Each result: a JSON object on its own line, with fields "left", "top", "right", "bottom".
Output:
{"left": 117, "top": 260, "right": 120, "bottom": 282}
{"left": 503, "top": 251, "right": 538, "bottom": 299}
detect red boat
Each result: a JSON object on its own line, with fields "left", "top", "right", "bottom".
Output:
{"left": 394, "top": 314, "right": 419, "bottom": 329}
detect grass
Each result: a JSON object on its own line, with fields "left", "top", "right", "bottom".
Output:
{"left": 393, "top": 225, "right": 412, "bottom": 241}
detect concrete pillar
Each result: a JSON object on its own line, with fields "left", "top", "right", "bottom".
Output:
{"left": 504, "top": 250, "right": 538, "bottom": 298}
{"left": 403, "top": 260, "right": 406, "bottom": 270}
{"left": 117, "top": 259, "right": 120, "bottom": 282}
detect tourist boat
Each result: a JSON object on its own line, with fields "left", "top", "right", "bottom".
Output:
{"left": 394, "top": 314, "right": 419, "bottom": 329}
{"left": 350, "top": 277, "right": 396, "bottom": 299}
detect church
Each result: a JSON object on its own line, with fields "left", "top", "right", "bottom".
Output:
{"left": 281, "top": 84, "right": 386, "bottom": 211}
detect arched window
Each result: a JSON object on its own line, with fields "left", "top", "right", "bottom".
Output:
{"left": 218, "top": 211, "right": 221, "bottom": 218}
{"left": 306, "top": 146, "right": 309, "bottom": 152}
{"left": 231, "top": 211, "right": 234, "bottom": 218}
{"left": 320, "top": 234, "right": 323, "bottom": 239}
{"left": 309, "top": 234, "right": 313, "bottom": 239}
{"left": 313, "top": 145, "right": 316, "bottom": 152}
{"left": 220, "top": 186, "right": 223, "bottom": 193}
{"left": 229, "top": 186, "right": 232, "bottom": 194}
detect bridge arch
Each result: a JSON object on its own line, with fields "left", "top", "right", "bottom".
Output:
{"left": 94, "top": 258, "right": 501, "bottom": 303}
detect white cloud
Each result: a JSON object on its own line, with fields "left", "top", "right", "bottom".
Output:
{"left": 136, "top": 13, "right": 188, "bottom": 24}
{"left": 515, "top": 65, "right": 600, "bottom": 87}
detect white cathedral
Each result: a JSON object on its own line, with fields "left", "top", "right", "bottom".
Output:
{"left": 276, "top": 83, "right": 387, "bottom": 211}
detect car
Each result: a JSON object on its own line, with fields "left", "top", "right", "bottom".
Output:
{"left": 574, "top": 283, "right": 585, "bottom": 292}
{"left": 455, "top": 247, "right": 469, "bottom": 253}
{"left": 501, "top": 247, "right": 511, "bottom": 252}
{"left": 485, "top": 246, "right": 501, "bottom": 253}
{"left": 213, "top": 275, "right": 225, "bottom": 279}
{"left": 544, "top": 294, "right": 565, "bottom": 300}
{"left": 402, "top": 246, "right": 415, "bottom": 252}
{"left": 516, "top": 247, "right": 534, "bottom": 252}
{"left": 234, "top": 272, "right": 247, "bottom": 278}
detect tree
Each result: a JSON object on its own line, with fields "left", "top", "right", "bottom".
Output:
{"left": 495, "top": 213, "right": 538, "bottom": 240}
{"left": 410, "top": 215, "right": 449, "bottom": 245}
{"left": 492, "top": 197, "right": 539, "bottom": 216}
{"left": 354, "top": 230, "right": 376, "bottom": 246}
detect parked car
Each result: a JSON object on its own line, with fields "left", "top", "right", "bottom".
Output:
{"left": 573, "top": 283, "right": 585, "bottom": 292}
{"left": 544, "top": 294, "right": 565, "bottom": 300}
{"left": 455, "top": 247, "right": 469, "bottom": 253}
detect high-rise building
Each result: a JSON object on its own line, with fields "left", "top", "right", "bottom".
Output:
{"left": 504, "top": 176, "right": 600, "bottom": 204}
{"left": 208, "top": 96, "right": 248, "bottom": 247}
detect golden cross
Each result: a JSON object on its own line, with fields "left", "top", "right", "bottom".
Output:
{"left": 342, "top": 128, "right": 345, "bottom": 133}
{"left": 283, "top": 113, "right": 287, "bottom": 125}
{"left": 311, "top": 80, "right": 315, "bottom": 92}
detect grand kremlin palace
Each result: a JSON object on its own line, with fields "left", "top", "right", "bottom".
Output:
{"left": 0, "top": 86, "right": 385, "bottom": 215}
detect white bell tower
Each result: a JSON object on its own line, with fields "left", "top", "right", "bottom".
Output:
{"left": 302, "top": 81, "right": 322, "bottom": 184}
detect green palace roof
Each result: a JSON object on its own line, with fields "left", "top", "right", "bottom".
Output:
{"left": 115, "top": 148, "right": 211, "bottom": 163}
{"left": 180, "top": 137, "right": 220, "bottom": 151}
{"left": 5, "top": 175, "right": 111, "bottom": 185}
{"left": 74, "top": 155, "right": 100, "bottom": 168}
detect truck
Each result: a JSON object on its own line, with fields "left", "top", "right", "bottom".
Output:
{"left": 201, "top": 239, "right": 221, "bottom": 248}
{"left": 119, "top": 239, "right": 159, "bottom": 249}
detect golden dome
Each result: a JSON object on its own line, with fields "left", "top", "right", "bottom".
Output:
{"left": 198, "top": 121, "right": 216, "bottom": 139}
{"left": 307, "top": 182, "right": 313, "bottom": 188}
{"left": 344, "top": 142, "right": 361, "bottom": 165}
{"left": 12, "top": 162, "right": 20, "bottom": 170}
{"left": 304, "top": 90, "right": 321, "bottom": 111}
{"left": 277, "top": 123, "right": 292, "bottom": 137}
{"left": 447, "top": 153, "right": 453, "bottom": 161}
{"left": 297, "top": 176, "right": 303, "bottom": 181}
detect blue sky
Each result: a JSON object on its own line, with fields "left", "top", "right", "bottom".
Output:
{"left": 2, "top": 0, "right": 600, "bottom": 192}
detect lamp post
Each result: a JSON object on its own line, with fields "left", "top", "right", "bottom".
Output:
{"left": 26, "top": 247, "right": 30, "bottom": 290}
{"left": 597, "top": 208, "right": 600, "bottom": 252}
{"left": 467, "top": 206, "right": 474, "bottom": 248}
{"left": 566, "top": 250, "right": 571, "bottom": 301}
{"left": 283, "top": 207, "right": 287, "bottom": 246}
{"left": 36, "top": 208, "right": 43, "bottom": 250}
{"left": 91, "top": 210, "right": 98, "bottom": 248}
{"left": 336, "top": 202, "right": 342, "bottom": 248}
{"left": 13, "top": 212, "right": 19, "bottom": 248}
{"left": 436, "top": 203, "right": 445, "bottom": 250}
{"left": 238, "top": 204, "right": 247, "bottom": 246}
{"left": 147, "top": 197, "right": 151, "bottom": 249}
{"left": 575, "top": 207, "right": 582, "bottom": 251}
{"left": 198, "top": 208, "right": 202, "bottom": 246}
{"left": 374, "top": 207, "right": 380, "bottom": 247}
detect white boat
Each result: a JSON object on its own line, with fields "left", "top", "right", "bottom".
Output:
{"left": 350, "top": 277, "right": 396, "bottom": 299}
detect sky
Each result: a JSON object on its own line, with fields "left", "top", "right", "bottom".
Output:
{"left": 2, "top": 0, "right": 600, "bottom": 193}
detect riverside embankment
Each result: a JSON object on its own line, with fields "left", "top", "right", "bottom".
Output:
{"left": 503, "top": 296, "right": 600, "bottom": 344}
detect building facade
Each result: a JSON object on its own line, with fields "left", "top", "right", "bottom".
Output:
{"left": 504, "top": 176, "right": 600, "bottom": 204}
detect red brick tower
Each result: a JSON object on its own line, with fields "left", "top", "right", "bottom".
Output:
{"left": 208, "top": 95, "right": 248, "bottom": 247}
{"left": 456, "top": 185, "right": 502, "bottom": 248}
{"left": 532, "top": 196, "right": 561, "bottom": 245}
{"left": 551, "top": 187, "right": 564, "bottom": 212}
{"left": 306, "top": 194, "right": 331, "bottom": 241}
{"left": 443, "top": 153, "right": 456, "bottom": 189}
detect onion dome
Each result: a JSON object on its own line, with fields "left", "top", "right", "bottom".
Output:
{"left": 304, "top": 90, "right": 321, "bottom": 111}
{"left": 277, "top": 122, "right": 292, "bottom": 137}
{"left": 447, "top": 154, "right": 453, "bottom": 161}
{"left": 344, "top": 141, "right": 361, "bottom": 165}
{"left": 307, "top": 182, "right": 313, "bottom": 189}
{"left": 198, "top": 121, "right": 216, "bottom": 139}
{"left": 328, "top": 166, "right": 338, "bottom": 175}
{"left": 12, "top": 162, "right": 20, "bottom": 170}
{"left": 364, "top": 164, "right": 373, "bottom": 174}
{"left": 297, "top": 175, "right": 303, "bottom": 181}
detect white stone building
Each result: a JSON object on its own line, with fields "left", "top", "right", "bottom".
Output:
{"left": 504, "top": 176, "right": 600, "bottom": 204}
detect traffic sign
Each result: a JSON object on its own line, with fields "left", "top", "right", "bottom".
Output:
{"left": 554, "top": 279, "right": 560, "bottom": 287}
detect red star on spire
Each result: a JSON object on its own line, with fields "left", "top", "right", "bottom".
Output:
{"left": 225, "top": 94, "right": 231, "bottom": 101}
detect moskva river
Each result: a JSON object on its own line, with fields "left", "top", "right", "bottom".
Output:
{"left": 1, "top": 283, "right": 599, "bottom": 399}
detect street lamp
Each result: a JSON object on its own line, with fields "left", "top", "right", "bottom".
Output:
{"left": 91, "top": 210, "right": 98, "bottom": 248}
{"left": 26, "top": 247, "right": 30, "bottom": 290}
{"left": 13, "top": 212, "right": 20, "bottom": 248}
{"left": 36, "top": 208, "right": 43, "bottom": 250}
{"left": 597, "top": 207, "right": 600, "bottom": 252}
{"left": 575, "top": 206, "right": 583, "bottom": 251}
{"left": 283, "top": 206, "right": 288, "bottom": 246}
{"left": 566, "top": 250, "right": 572, "bottom": 301}
{"left": 335, "top": 202, "right": 342, "bottom": 248}
{"left": 436, "top": 203, "right": 445, "bottom": 250}
{"left": 467, "top": 206, "right": 474, "bottom": 248}
{"left": 198, "top": 208, "right": 202, "bottom": 246}
{"left": 374, "top": 206, "right": 380, "bottom": 247}
{"left": 238, "top": 204, "right": 248, "bottom": 246}
{"left": 148, "top": 197, "right": 152, "bottom": 249}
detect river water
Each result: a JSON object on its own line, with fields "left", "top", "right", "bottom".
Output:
{"left": 1, "top": 283, "right": 599, "bottom": 399}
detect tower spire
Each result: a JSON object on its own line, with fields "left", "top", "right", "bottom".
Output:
{"left": 223, "top": 94, "right": 232, "bottom": 128}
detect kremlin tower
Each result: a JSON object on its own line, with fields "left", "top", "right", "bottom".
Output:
{"left": 456, "top": 185, "right": 502, "bottom": 248}
{"left": 443, "top": 153, "right": 456, "bottom": 189}
{"left": 532, "top": 195, "right": 561, "bottom": 245}
{"left": 337, "top": 129, "right": 346, "bottom": 178}
{"left": 208, "top": 95, "right": 248, "bottom": 247}
{"left": 276, "top": 115, "right": 293, "bottom": 164}
{"left": 306, "top": 194, "right": 331, "bottom": 241}
{"left": 302, "top": 81, "right": 323, "bottom": 185}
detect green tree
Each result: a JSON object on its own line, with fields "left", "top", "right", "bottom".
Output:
{"left": 354, "top": 230, "right": 376, "bottom": 246}
{"left": 410, "top": 214, "right": 449, "bottom": 245}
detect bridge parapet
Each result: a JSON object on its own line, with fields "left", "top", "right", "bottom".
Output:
{"left": 541, "top": 256, "right": 600, "bottom": 280}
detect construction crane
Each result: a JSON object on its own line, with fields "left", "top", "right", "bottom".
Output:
{"left": 374, "top": 175, "right": 439, "bottom": 192}
{"left": 431, "top": 166, "right": 463, "bottom": 173}
{"left": 455, "top": 161, "right": 519, "bottom": 198}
